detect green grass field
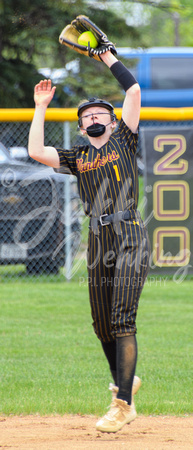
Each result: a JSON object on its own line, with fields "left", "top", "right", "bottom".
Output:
{"left": 0, "top": 278, "right": 192, "bottom": 417}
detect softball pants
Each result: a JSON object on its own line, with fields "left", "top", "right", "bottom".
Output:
{"left": 87, "top": 211, "right": 150, "bottom": 342}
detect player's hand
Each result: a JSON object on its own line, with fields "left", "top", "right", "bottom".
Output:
{"left": 34, "top": 79, "right": 56, "bottom": 108}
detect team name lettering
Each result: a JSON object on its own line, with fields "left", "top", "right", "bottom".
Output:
{"left": 76, "top": 151, "right": 119, "bottom": 173}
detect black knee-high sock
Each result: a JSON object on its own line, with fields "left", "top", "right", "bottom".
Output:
{"left": 101, "top": 340, "right": 117, "bottom": 385}
{"left": 116, "top": 335, "right": 137, "bottom": 405}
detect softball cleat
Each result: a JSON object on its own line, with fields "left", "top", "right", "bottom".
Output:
{"left": 96, "top": 398, "right": 137, "bottom": 433}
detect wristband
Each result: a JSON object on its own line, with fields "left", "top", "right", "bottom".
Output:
{"left": 110, "top": 61, "right": 137, "bottom": 91}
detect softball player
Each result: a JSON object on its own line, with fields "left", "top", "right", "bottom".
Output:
{"left": 28, "top": 50, "right": 150, "bottom": 433}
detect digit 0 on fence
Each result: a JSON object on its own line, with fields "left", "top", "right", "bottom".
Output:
{"left": 141, "top": 125, "right": 193, "bottom": 276}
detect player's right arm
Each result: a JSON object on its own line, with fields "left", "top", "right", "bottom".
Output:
{"left": 28, "top": 79, "right": 60, "bottom": 168}
{"left": 100, "top": 52, "right": 140, "bottom": 134}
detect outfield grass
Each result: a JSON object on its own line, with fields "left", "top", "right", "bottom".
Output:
{"left": 0, "top": 279, "right": 192, "bottom": 417}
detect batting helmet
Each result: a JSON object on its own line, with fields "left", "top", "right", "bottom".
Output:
{"left": 78, "top": 97, "right": 117, "bottom": 127}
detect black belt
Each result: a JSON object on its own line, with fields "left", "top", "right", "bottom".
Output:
{"left": 99, "top": 210, "right": 131, "bottom": 226}
{"left": 90, "top": 210, "right": 136, "bottom": 229}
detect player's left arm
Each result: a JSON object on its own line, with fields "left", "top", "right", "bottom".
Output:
{"left": 100, "top": 51, "right": 141, "bottom": 134}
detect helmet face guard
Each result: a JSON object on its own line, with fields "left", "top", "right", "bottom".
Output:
{"left": 78, "top": 97, "right": 117, "bottom": 127}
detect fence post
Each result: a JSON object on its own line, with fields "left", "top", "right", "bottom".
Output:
{"left": 63, "top": 121, "right": 72, "bottom": 280}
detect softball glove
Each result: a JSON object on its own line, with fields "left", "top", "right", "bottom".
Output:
{"left": 59, "top": 15, "right": 117, "bottom": 61}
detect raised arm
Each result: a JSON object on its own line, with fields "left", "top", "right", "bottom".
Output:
{"left": 28, "top": 79, "right": 60, "bottom": 168}
{"left": 100, "top": 52, "right": 141, "bottom": 134}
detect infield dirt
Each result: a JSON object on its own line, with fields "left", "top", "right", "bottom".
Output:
{"left": 0, "top": 414, "right": 193, "bottom": 449}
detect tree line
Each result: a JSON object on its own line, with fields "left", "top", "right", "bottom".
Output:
{"left": 0, "top": 0, "right": 192, "bottom": 108}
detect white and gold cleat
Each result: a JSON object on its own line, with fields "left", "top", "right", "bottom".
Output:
{"left": 96, "top": 375, "right": 141, "bottom": 432}
{"left": 96, "top": 398, "right": 137, "bottom": 433}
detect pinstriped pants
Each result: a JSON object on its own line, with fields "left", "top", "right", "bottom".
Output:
{"left": 87, "top": 212, "right": 150, "bottom": 343}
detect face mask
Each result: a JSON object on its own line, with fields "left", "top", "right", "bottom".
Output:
{"left": 86, "top": 123, "right": 106, "bottom": 137}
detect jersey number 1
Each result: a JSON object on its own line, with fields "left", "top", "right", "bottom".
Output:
{"left": 113, "top": 165, "right": 120, "bottom": 182}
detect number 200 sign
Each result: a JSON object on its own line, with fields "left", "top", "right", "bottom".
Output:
{"left": 142, "top": 128, "right": 192, "bottom": 273}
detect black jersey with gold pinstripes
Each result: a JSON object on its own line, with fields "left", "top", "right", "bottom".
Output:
{"left": 57, "top": 118, "right": 139, "bottom": 217}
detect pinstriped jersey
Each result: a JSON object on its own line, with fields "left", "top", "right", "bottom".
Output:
{"left": 57, "top": 118, "right": 139, "bottom": 217}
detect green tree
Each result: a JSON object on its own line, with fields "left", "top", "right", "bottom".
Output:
{"left": 2, "top": 0, "right": 192, "bottom": 108}
{"left": 0, "top": 0, "right": 141, "bottom": 107}
{"left": 124, "top": 0, "right": 193, "bottom": 47}
{"left": 0, "top": 0, "right": 85, "bottom": 106}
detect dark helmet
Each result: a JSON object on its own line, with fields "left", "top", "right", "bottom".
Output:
{"left": 78, "top": 97, "right": 116, "bottom": 127}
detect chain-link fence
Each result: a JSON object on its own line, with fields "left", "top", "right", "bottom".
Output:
{"left": 0, "top": 111, "right": 193, "bottom": 282}
{"left": 0, "top": 118, "right": 85, "bottom": 282}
